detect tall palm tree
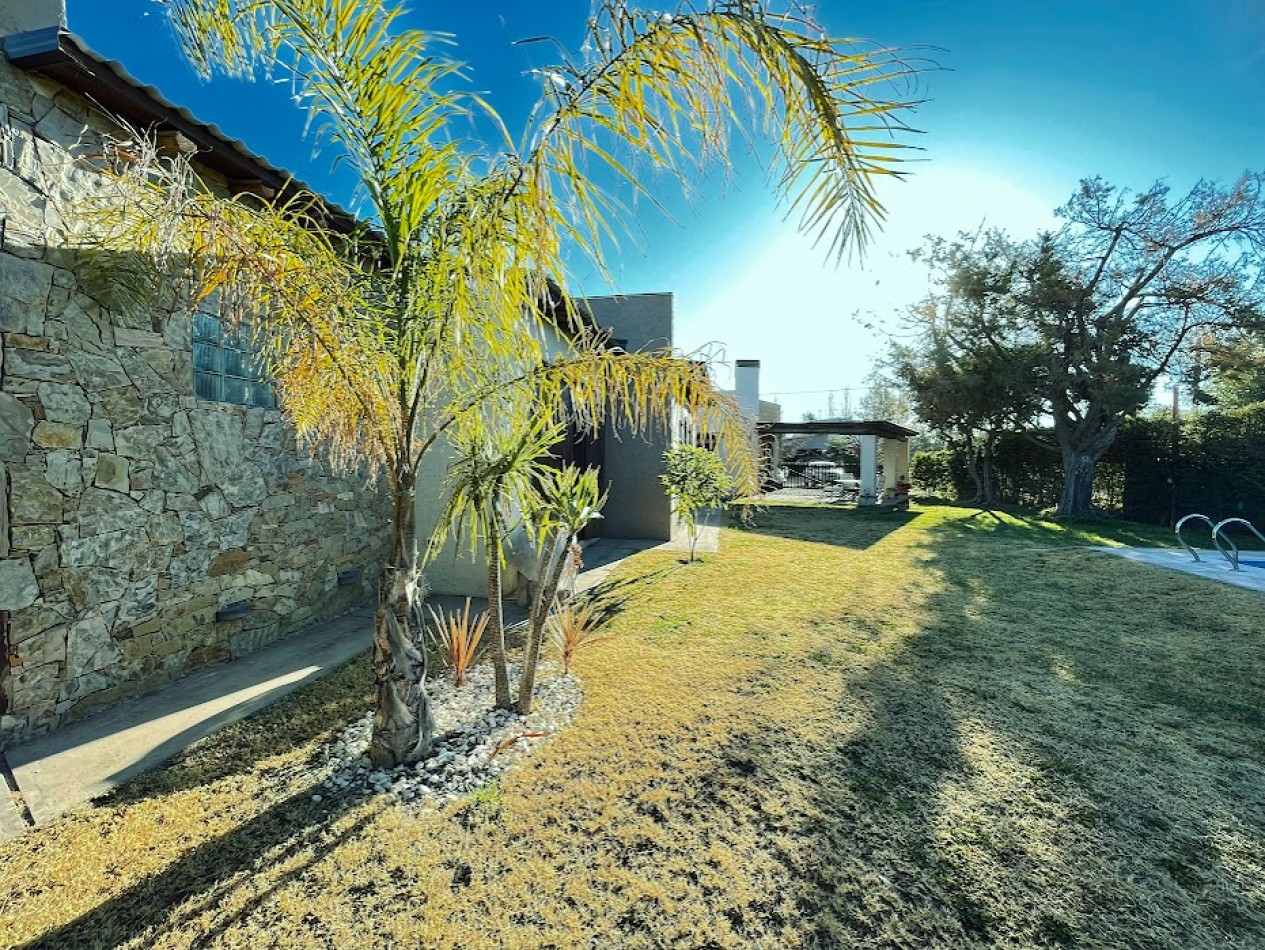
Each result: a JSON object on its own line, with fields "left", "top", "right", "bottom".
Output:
{"left": 83, "top": 0, "right": 918, "bottom": 766}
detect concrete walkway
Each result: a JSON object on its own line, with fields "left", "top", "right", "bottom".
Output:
{"left": 1093, "top": 546, "right": 1265, "bottom": 594}
{"left": 0, "top": 532, "right": 695, "bottom": 842}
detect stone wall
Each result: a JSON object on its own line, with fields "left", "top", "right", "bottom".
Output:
{"left": 0, "top": 53, "right": 389, "bottom": 747}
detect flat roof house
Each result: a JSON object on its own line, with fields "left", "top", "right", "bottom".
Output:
{"left": 0, "top": 1, "right": 388, "bottom": 748}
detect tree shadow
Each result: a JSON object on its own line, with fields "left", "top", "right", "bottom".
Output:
{"left": 687, "top": 518, "right": 1265, "bottom": 945}
{"left": 99, "top": 653, "right": 374, "bottom": 807}
{"left": 17, "top": 783, "right": 384, "bottom": 950}
{"left": 732, "top": 504, "right": 922, "bottom": 550}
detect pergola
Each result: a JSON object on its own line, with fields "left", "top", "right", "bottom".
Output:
{"left": 758, "top": 420, "right": 919, "bottom": 506}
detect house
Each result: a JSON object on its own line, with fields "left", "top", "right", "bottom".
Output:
{"left": 418, "top": 291, "right": 687, "bottom": 597}
{"left": 0, "top": 1, "right": 389, "bottom": 748}
{"left": 0, "top": 2, "right": 695, "bottom": 744}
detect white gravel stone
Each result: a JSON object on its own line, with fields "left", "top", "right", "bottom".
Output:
{"left": 306, "top": 660, "right": 583, "bottom": 809}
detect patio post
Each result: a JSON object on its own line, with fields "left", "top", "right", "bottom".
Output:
{"left": 882, "top": 438, "right": 901, "bottom": 500}
{"left": 859, "top": 435, "right": 878, "bottom": 505}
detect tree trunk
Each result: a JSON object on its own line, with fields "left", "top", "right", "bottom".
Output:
{"left": 1053, "top": 411, "right": 1121, "bottom": 517}
{"left": 486, "top": 515, "right": 513, "bottom": 710}
{"left": 368, "top": 486, "right": 434, "bottom": 768}
{"left": 1057, "top": 452, "right": 1097, "bottom": 517}
{"left": 517, "top": 531, "right": 568, "bottom": 715}
{"left": 961, "top": 442, "right": 985, "bottom": 504}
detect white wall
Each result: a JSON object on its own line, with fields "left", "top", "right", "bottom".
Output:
{"left": 413, "top": 322, "right": 573, "bottom": 597}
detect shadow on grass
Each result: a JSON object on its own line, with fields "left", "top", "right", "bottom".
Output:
{"left": 742, "top": 522, "right": 1265, "bottom": 945}
{"left": 581, "top": 564, "right": 683, "bottom": 626}
{"left": 101, "top": 654, "right": 374, "bottom": 807}
{"left": 18, "top": 785, "right": 383, "bottom": 950}
{"left": 732, "top": 503, "right": 922, "bottom": 549}
{"left": 660, "top": 504, "right": 1265, "bottom": 945}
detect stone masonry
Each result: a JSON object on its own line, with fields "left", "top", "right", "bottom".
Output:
{"left": 0, "top": 41, "right": 389, "bottom": 747}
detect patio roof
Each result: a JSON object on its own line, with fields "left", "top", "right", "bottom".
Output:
{"left": 758, "top": 420, "right": 919, "bottom": 439}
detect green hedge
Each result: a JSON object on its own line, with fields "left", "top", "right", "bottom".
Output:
{"left": 909, "top": 403, "right": 1265, "bottom": 525}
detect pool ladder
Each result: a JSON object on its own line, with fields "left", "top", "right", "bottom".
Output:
{"left": 1176, "top": 514, "right": 1265, "bottom": 571}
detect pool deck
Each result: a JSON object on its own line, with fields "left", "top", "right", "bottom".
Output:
{"left": 1092, "top": 546, "right": 1265, "bottom": 594}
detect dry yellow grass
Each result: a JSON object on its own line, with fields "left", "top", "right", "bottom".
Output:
{"left": 1, "top": 504, "right": 1263, "bottom": 948}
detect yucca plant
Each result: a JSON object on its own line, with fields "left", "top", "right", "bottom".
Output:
{"left": 426, "top": 598, "right": 489, "bottom": 687}
{"left": 517, "top": 464, "right": 608, "bottom": 713}
{"left": 548, "top": 601, "right": 611, "bottom": 675}
{"left": 431, "top": 415, "right": 563, "bottom": 708}
{"left": 84, "top": 0, "right": 918, "bottom": 765}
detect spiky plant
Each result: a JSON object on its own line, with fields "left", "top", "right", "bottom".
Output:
{"left": 427, "top": 598, "right": 489, "bottom": 688}
{"left": 548, "top": 601, "right": 611, "bottom": 675}
{"left": 82, "top": 0, "right": 918, "bottom": 765}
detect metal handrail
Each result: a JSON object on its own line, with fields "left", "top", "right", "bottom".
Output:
{"left": 1212, "top": 517, "right": 1265, "bottom": 572}
{"left": 1175, "top": 513, "right": 1216, "bottom": 562}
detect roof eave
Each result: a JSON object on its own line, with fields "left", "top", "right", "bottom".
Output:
{"left": 2, "top": 27, "right": 359, "bottom": 235}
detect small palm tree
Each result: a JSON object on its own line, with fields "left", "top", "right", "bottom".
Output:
{"left": 83, "top": 0, "right": 918, "bottom": 766}
{"left": 431, "top": 414, "right": 564, "bottom": 709}
{"left": 518, "top": 465, "right": 608, "bottom": 714}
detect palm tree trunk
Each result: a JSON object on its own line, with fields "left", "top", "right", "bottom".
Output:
{"left": 517, "top": 531, "right": 567, "bottom": 714}
{"left": 368, "top": 485, "right": 434, "bottom": 768}
{"left": 486, "top": 508, "right": 513, "bottom": 710}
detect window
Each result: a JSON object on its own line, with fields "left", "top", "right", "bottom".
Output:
{"left": 192, "top": 312, "right": 276, "bottom": 407}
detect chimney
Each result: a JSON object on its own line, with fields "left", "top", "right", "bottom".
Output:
{"left": 734, "top": 359, "right": 760, "bottom": 425}
{"left": 2, "top": 0, "right": 66, "bottom": 36}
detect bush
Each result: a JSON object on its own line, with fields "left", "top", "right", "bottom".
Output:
{"left": 660, "top": 444, "right": 733, "bottom": 561}
{"left": 910, "top": 449, "right": 957, "bottom": 497}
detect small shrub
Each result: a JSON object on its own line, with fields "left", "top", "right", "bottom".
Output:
{"left": 548, "top": 601, "right": 611, "bottom": 673}
{"left": 428, "top": 598, "right": 488, "bottom": 687}
{"left": 660, "top": 444, "right": 734, "bottom": 561}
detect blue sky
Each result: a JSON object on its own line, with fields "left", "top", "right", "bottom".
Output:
{"left": 67, "top": 0, "right": 1265, "bottom": 420}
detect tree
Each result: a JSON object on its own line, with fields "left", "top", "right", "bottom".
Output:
{"left": 894, "top": 177, "right": 1265, "bottom": 515}
{"left": 87, "top": 0, "right": 917, "bottom": 766}
{"left": 890, "top": 232, "right": 1043, "bottom": 504}
{"left": 1192, "top": 331, "right": 1265, "bottom": 409}
{"left": 1029, "top": 177, "right": 1265, "bottom": 514}
{"left": 660, "top": 445, "right": 734, "bottom": 561}
{"left": 432, "top": 415, "right": 564, "bottom": 711}
{"left": 517, "top": 465, "right": 607, "bottom": 714}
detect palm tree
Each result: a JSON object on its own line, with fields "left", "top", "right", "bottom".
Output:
{"left": 431, "top": 415, "right": 564, "bottom": 711}
{"left": 517, "top": 465, "right": 608, "bottom": 715}
{"left": 83, "top": 0, "right": 918, "bottom": 766}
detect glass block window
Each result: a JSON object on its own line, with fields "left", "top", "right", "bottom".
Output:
{"left": 192, "top": 312, "right": 276, "bottom": 408}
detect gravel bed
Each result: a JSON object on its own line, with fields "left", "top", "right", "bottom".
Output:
{"left": 306, "top": 661, "right": 583, "bottom": 809}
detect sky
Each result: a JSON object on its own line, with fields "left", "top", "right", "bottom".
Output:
{"left": 65, "top": 0, "right": 1265, "bottom": 421}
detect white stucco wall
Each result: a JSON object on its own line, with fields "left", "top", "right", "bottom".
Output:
{"left": 413, "top": 322, "right": 574, "bottom": 597}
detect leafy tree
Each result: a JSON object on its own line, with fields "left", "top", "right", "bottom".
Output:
{"left": 891, "top": 232, "right": 1043, "bottom": 504}
{"left": 1027, "top": 177, "right": 1265, "bottom": 514}
{"left": 895, "top": 176, "right": 1265, "bottom": 515}
{"left": 660, "top": 445, "right": 734, "bottom": 561}
{"left": 87, "top": 0, "right": 918, "bottom": 765}
{"left": 1193, "top": 331, "right": 1265, "bottom": 409}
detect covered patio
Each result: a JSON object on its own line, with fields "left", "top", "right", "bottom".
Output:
{"left": 759, "top": 420, "right": 918, "bottom": 506}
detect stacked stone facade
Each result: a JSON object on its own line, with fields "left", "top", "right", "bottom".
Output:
{"left": 0, "top": 46, "right": 389, "bottom": 747}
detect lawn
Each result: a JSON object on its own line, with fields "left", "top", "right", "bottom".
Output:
{"left": 2, "top": 504, "right": 1263, "bottom": 948}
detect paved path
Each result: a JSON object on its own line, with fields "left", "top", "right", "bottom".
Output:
{"left": 0, "top": 533, "right": 693, "bottom": 842}
{"left": 1093, "top": 546, "right": 1265, "bottom": 594}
